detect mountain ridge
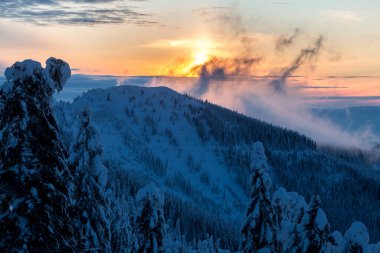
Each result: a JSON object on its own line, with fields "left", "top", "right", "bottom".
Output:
{"left": 54, "top": 84, "right": 380, "bottom": 249}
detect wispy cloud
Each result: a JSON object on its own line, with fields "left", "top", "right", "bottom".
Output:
{"left": 140, "top": 39, "right": 195, "bottom": 48}
{"left": 325, "top": 75, "right": 379, "bottom": 79}
{"left": 192, "top": 6, "right": 232, "bottom": 17}
{"left": 0, "top": 0, "right": 156, "bottom": 26}
{"left": 324, "top": 10, "right": 361, "bottom": 21}
{"left": 307, "top": 96, "right": 380, "bottom": 101}
{"left": 276, "top": 28, "right": 302, "bottom": 51}
{"left": 292, "top": 85, "right": 348, "bottom": 89}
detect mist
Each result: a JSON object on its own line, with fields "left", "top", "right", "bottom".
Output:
{"left": 204, "top": 79, "right": 377, "bottom": 149}
{"left": 149, "top": 10, "right": 379, "bottom": 150}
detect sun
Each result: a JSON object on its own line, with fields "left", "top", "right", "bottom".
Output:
{"left": 191, "top": 39, "right": 213, "bottom": 66}
{"left": 192, "top": 50, "right": 210, "bottom": 66}
{"left": 178, "top": 43, "right": 212, "bottom": 77}
{"left": 183, "top": 39, "right": 214, "bottom": 76}
{"left": 163, "top": 38, "right": 216, "bottom": 77}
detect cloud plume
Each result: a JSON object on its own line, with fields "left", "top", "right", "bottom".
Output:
{"left": 190, "top": 57, "right": 261, "bottom": 96}
{"left": 276, "top": 28, "right": 301, "bottom": 51}
{"left": 271, "top": 36, "right": 324, "bottom": 93}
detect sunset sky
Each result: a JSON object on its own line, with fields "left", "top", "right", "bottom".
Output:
{"left": 1, "top": 0, "right": 380, "bottom": 97}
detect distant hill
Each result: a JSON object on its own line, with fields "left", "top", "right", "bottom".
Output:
{"left": 55, "top": 85, "right": 380, "bottom": 249}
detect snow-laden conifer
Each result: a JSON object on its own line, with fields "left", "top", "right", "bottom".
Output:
{"left": 0, "top": 58, "right": 75, "bottom": 252}
{"left": 272, "top": 187, "right": 308, "bottom": 252}
{"left": 344, "top": 222, "right": 370, "bottom": 253}
{"left": 110, "top": 195, "right": 132, "bottom": 253}
{"left": 293, "top": 194, "right": 336, "bottom": 253}
{"left": 240, "top": 142, "right": 279, "bottom": 253}
{"left": 70, "top": 109, "right": 111, "bottom": 252}
{"left": 134, "top": 182, "right": 165, "bottom": 253}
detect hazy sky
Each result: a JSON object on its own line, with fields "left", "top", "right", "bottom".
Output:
{"left": 1, "top": 0, "right": 380, "bottom": 96}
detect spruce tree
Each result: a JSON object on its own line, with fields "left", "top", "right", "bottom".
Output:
{"left": 134, "top": 182, "right": 165, "bottom": 253}
{"left": 70, "top": 109, "right": 111, "bottom": 252}
{"left": 0, "top": 58, "right": 75, "bottom": 252}
{"left": 294, "top": 194, "right": 336, "bottom": 253}
{"left": 344, "top": 222, "right": 370, "bottom": 253}
{"left": 240, "top": 142, "right": 279, "bottom": 253}
{"left": 272, "top": 187, "right": 308, "bottom": 252}
{"left": 110, "top": 194, "right": 131, "bottom": 253}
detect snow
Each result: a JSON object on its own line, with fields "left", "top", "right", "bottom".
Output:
{"left": 2, "top": 58, "right": 380, "bottom": 252}
{"left": 331, "top": 231, "right": 344, "bottom": 253}
{"left": 2, "top": 58, "right": 71, "bottom": 95}
{"left": 136, "top": 182, "right": 164, "bottom": 208}
{"left": 272, "top": 187, "right": 308, "bottom": 250}
{"left": 315, "top": 208, "right": 328, "bottom": 231}
{"left": 48, "top": 82, "right": 380, "bottom": 251}
{"left": 272, "top": 187, "right": 307, "bottom": 222}
{"left": 261, "top": 172, "right": 273, "bottom": 191}
{"left": 46, "top": 57, "right": 71, "bottom": 92}
{"left": 93, "top": 156, "right": 108, "bottom": 189}
{"left": 62, "top": 84, "right": 248, "bottom": 222}
{"left": 345, "top": 221, "right": 370, "bottom": 244}
{"left": 344, "top": 221, "right": 370, "bottom": 252}
{"left": 250, "top": 141, "right": 269, "bottom": 173}
{"left": 257, "top": 248, "right": 271, "bottom": 253}
{"left": 4, "top": 59, "right": 42, "bottom": 83}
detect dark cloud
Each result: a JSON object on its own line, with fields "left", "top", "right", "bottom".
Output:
{"left": 276, "top": 28, "right": 301, "bottom": 51}
{"left": 0, "top": 0, "right": 156, "bottom": 26}
{"left": 1, "top": 0, "right": 123, "bottom": 4}
{"left": 191, "top": 56, "right": 261, "bottom": 96}
{"left": 271, "top": 36, "right": 324, "bottom": 93}
{"left": 188, "top": 10, "right": 261, "bottom": 96}
{"left": 0, "top": 0, "right": 58, "bottom": 6}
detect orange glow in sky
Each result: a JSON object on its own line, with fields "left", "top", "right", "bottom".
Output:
{"left": 0, "top": 1, "right": 379, "bottom": 97}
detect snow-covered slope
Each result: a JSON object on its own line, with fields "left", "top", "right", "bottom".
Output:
{"left": 55, "top": 85, "right": 380, "bottom": 248}
{"left": 57, "top": 85, "right": 248, "bottom": 248}
{"left": 75, "top": 85, "right": 246, "bottom": 208}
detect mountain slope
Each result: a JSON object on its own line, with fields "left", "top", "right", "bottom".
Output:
{"left": 55, "top": 85, "right": 380, "bottom": 249}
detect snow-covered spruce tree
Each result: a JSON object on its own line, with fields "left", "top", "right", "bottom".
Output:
{"left": 272, "top": 187, "right": 308, "bottom": 252}
{"left": 240, "top": 142, "right": 279, "bottom": 253}
{"left": 196, "top": 235, "right": 220, "bottom": 253}
{"left": 110, "top": 194, "right": 132, "bottom": 253}
{"left": 70, "top": 109, "right": 111, "bottom": 252}
{"left": 164, "top": 219, "right": 187, "bottom": 253}
{"left": 343, "top": 222, "right": 370, "bottom": 253}
{"left": 133, "top": 182, "right": 165, "bottom": 253}
{"left": 0, "top": 58, "right": 75, "bottom": 252}
{"left": 293, "top": 194, "right": 336, "bottom": 253}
